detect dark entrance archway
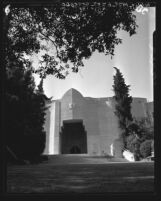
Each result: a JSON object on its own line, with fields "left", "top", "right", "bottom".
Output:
{"left": 70, "top": 146, "right": 81, "bottom": 154}
{"left": 60, "top": 120, "right": 87, "bottom": 154}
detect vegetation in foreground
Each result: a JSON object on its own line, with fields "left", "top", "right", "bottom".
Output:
{"left": 112, "top": 68, "right": 154, "bottom": 161}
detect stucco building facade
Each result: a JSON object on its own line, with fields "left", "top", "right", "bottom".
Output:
{"left": 43, "top": 88, "right": 153, "bottom": 157}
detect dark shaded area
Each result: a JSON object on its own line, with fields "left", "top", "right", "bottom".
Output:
{"left": 7, "top": 159, "right": 154, "bottom": 193}
{"left": 60, "top": 121, "right": 87, "bottom": 154}
{"left": 5, "top": 67, "right": 49, "bottom": 163}
{"left": 70, "top": 146, "right": 81, "bottom": 154}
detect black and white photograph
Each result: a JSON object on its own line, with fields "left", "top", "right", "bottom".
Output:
{"left": 3, "top": 1, "right": 155, "bottom": 194}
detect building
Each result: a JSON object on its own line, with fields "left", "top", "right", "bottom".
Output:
{"left": 43, "top": 88, "right": 153, "bottom": 157}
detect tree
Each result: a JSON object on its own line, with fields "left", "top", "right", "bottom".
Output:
{"left": 140, "top": 139, "right": 153, "bottom": 158}
{"left": 5, "top": 62, "right": 48, "bottom": 161}
{"left": 126, "top": 134, "right": 141, "bottom": 161}
{"left": 125, "top": 118, "right": 154, "bottom": 160}
{"left": 21, "top": 76, "right": 49, "bottom": 160}
{"left": 6, "top": 2, "right": 140, "bottom": 78}
{"left": 4, "top": 5, "right": 51, "bottom": 162}
{"left": 112, "top": 67, "right": 133, "bottom": 139}
{"left": 6, "top": 64, "right": 33, "bottom": 158}
{"left": 27, "top": 78, "right": 50, "bottom": 160}
{"left": 127, "top": 118, "right": 154, "bottom": 140}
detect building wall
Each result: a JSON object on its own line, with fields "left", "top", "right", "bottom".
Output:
{"left": 131, "top": 98, "right": 147, "bottom": 119}
{"left": 54, "top": 101, "right": 61, "bottom": 154}
{"left": 83, "top": 99, "right": 100, "bottom": 155}
{"left": 145, "top": 102, "right": 154, "bottom": 125}
{"left": 96, "top": 99, "right": 121, "bottom": 155}
{"left": 43, "top": 89, "right": 153, "bottom": 156}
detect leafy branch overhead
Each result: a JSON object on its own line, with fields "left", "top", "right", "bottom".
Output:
{"left": 7, "top": 2, "right": 139, "bottom": 78}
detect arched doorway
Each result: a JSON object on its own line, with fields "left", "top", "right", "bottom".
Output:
{"left": 60, "top": 120, "right": 87, "bottom": 154}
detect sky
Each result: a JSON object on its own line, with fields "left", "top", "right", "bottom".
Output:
{"left": 33, "top": 6, "right": 155, "bottom": 102}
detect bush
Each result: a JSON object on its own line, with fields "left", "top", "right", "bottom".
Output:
{"left": 126, "top": 134, "right": 142, "bottom": 161}
{"left": 140, "top": 140, "right": 152, "bottom": 158}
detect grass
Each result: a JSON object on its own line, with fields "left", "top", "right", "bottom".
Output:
{"left": 7, "top": 159, "right": 154, "bottom": 193}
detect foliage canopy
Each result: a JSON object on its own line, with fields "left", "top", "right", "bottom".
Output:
{"left": 5, "top": 57, "right": 48, "bottom": 160}
{"left": 7, "top": 2, "right": 139, "bottom": 78}
{"left": 126, "top": 118, "right": 154, "bottom": 160}
{"left": 140, "top": 139, "right": 153, "bottom": 158}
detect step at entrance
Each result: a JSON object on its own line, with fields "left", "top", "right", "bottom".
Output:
{"left": 47, "top": 154, "right": 128, "bottom": 165}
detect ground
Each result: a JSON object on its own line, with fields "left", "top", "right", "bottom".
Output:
{"left": 7, "top": 155, "right": 154, "bottom": 193}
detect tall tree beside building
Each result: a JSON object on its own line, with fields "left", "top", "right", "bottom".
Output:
{"left": 20, "top": 76, "right": 48, "bottom": 160}
{"left": 112, "top": 67, "right": 133, "bottom": 139}
{"left": 27, "top": 78, "right": 49, "bottom": 160}
{"left": 5, "top": 6, "right": 49, "bottom": 162}
{"left": 6, "top": 64, "right": 48, "bottom": 161}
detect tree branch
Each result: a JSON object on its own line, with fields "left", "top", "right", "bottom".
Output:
{"left": 38, "top": 28, "right": 61, "bottom": 60}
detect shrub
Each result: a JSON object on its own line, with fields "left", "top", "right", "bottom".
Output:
{"left": 126, "top": 134, "right": 142, "bottom": 161}
{"left": 140, "top": 140, "right": 152, "bottom": 158}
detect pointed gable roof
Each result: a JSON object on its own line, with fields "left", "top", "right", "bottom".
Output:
{"left": 61, "top": 88, "right": 83, "bottom": 100}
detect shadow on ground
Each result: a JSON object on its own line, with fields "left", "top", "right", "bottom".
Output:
{"left": 7, "top": 155, "right": 154, "bottom": 193}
